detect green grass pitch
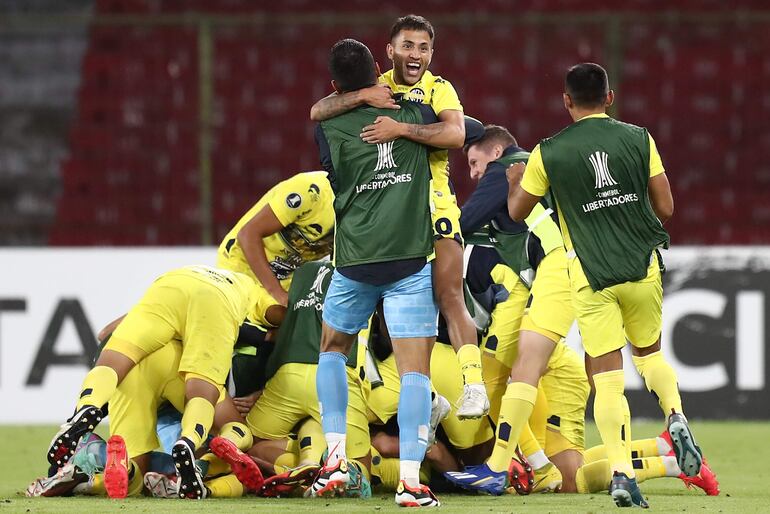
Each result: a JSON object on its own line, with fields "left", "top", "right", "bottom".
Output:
{"left": 0, "top": 421, "right": 765, "bottom": 513}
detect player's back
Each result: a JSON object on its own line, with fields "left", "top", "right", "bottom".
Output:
{"left": 319, "top": 103, "right": 433, "bottom": 268}
{"left": 540, "top": 117, "right": 669, "bottom": 290}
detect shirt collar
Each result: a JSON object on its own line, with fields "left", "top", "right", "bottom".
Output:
{"left": 576, "top": 113, "right": 610, "bottom": 122}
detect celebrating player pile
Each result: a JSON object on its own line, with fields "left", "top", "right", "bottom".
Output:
{"left": 28, "top": 14, "right": 720, "bottom": 511}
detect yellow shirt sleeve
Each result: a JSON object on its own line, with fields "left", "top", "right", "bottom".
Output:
{"left": 267, "top": 174, "right": 312, "bottom": 227}
{"left": 430, "top": 77, "right": 463, "bottom": 115}
{"left": 649, "top": 133, "right": 665, "bottom": 178}
{"left": 520, "top": 144, "right": 550, "bottom": 197}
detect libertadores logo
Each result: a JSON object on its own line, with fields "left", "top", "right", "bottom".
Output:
{"left": 588, "top": 151, "right": 617, "bottom": 189}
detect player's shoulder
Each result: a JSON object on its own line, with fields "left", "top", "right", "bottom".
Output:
{"left": 422, "top": 70, "right": 454, "bottom": 89}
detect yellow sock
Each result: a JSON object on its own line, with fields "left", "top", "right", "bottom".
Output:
{"left": 481, "top": 353, "right": 509, "bottom": 422}
{"left": 76, "top": 366, "right": 118, "bottom": 410}
{"left": 457, "top": 344, "right": 483, "bottom": 385}
{"left": 517, "top": 423, "right": 542, "bottom": 458}
{"left": 371, "top": 448, "right": 400, "bottom": 491}
{"left": 633, "top": 456, "right": 667, "bottom": 484}
{"left": 205, "top": 473, "right": 244, "bottom": 498}
{"left": 219, "top": 421, "right": 253, "bottom": 451}
{"left": 181, "top": 397, "right": 215, "bottom": 449}
{"left": 487, "top": 382, "right": 538, "bottom": 473}
{"left": 200, "top": 452, "right": 231, "bottom": 477}
{"left": 632, "top": 351, "right": 683, "bottom": 415}
{"left": 529, "top": 385, "right": 549, "bottom": 448}
{"left": 297, "top": 418, "right": 326, "bottom": 465}
{"left": 127, "top": 461, "right": 144, "bottom": 497}
{"left": 593, "top": 370, "right": 633, "bottom": 478}
{"left": 585, "top": 437, "right": 662, "bottom": 464}
{"left": 575, "top": 459, "right": 611, "bottom": 493}
{"left": 91, "top": 473, "right": 106, "bottom": 496}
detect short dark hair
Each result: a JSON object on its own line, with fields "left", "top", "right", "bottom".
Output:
{"left": 328, "top": 39, "right": 378, "bottom": 93}
{"left": 464, "top": 124, "right": 517, "bottom": 153}
{"left": 390, "top": 14, "right": 435, "bottom": 42}
{"left": 565, "top": 63, "right": 609, "bottom": 108}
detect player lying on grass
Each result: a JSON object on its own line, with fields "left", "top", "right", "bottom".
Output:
{"left": 209, "top": 261, "right": 373, "bottom": 498}
{"left": 45, "top": 265, "right": 259, "bottom": 500}
{"left": 29, "top": 340, "right": 257, "bottom": 498}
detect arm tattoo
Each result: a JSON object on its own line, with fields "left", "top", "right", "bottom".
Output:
{"left": 404, "top": 122, "right": 444, "bottom": 142}
{"left": 313, "top": 91, "right": 361, "bottom": 121}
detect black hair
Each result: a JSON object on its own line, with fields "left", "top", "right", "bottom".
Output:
{"left": 389, "top": 14, "right": 435, "bottom": 42}
{"left": 565, "top": 63, "right": 609, "bottom": 108}
{"left": 329, "top": 38, "right": 378, "bottom": 93}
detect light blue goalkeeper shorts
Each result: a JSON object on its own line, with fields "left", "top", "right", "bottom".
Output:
{"left": 322, "top": 262, "right": 438, "bottom": 339}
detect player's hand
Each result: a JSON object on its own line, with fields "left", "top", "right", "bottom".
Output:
{"left": 506, "top": 162, "right": 526, "bottom": 187}
{"left": 233, "top": 390, "right": 262, "bottom": 416}
{"left": 360, "top": 84, "right": 399, "bottom": 110}
{"left": 361, "top": 116, "right": 403, "bottom": 144}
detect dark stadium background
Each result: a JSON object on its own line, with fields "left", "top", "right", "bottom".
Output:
{"left": 1, "top": 0, "right": 768, "bottom": 420}
{"left": 3, "top": 0, "right": 768, "bottom": 246}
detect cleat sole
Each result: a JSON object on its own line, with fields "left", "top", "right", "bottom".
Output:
{"left": 104, "top": 436, "right": 129, "bottom": 499}
{"left": 210, "top": 437, "right": 264, "bottom": 491}
{"left": 669, "top": 421, "right": 703, "bottom": 478}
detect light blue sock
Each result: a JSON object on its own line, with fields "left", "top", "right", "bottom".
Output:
{"left": 317, "top": 351, "right": 348, "bottom": 435}
{"left": 398, "top": 372, "right": 431, "bottom": 463}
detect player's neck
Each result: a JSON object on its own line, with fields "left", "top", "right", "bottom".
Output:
{"left": 571, "top": 107, "right": 607, "bottom": 123}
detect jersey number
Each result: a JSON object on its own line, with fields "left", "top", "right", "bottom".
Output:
{"left": 435, "top": 217, "right": 453, "bottom": 236}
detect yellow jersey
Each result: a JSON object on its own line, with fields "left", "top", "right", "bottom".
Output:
{"left": 379, "top": 69, "right": 463, "bottom": 194}
{"left": 217, "top": 171, "right": 335, "bottom": 282}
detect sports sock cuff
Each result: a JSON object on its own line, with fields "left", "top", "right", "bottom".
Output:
{"left": 319, "top": 351, "right": 348, "bottom": 364}
{"left": 505, "top": 382, "right": 538, "bottom": 405}
{"left": 220, "top": 421, "right": 253, "bottom": 451}
{"left": 401, "top": 372, "right": 430, "bottom": 388}
{"left": 593, "top": 370, "right": 625, "bottom": 394}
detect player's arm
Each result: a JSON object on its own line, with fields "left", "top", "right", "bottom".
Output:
{"left": 309, "top": 84, "right": 399, "bottom": 121}
{"left": 506, "top": 160, "right": 544, "bottom": 222}
{"left": 647, "top": 133, "right": 673, "bottom": 223}
{"left": 360, "top": 108, "right": 465, "bottom": 148}
{"left": 237, "top": 207, "right": 290, "bottom": 307}
{"left": 648, "top": 173, "right": 674, "bottom": 223}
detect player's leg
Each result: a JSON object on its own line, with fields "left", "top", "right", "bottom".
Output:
{"left": 433, "top": 236, "right": 489, "bottom": 418}
{"left": 572, "top": 258, "right": 646, "bottom": 507}
{"left": 47, "top": 293, "right": 176, "bottom": 468}
{"left": 385, "top": 261, "right": 441, "bottom": 507}
{"left": 621, "top": 254, "right": 703, "bottom": 478}
{"left": 430, "top": 343, "right": 494, "bottom": 466}
{"left": 479, "top": 263, "right": 529, "bottom": 421}
{"left": 311, "top": 269, "right": 378, "bottom": 495}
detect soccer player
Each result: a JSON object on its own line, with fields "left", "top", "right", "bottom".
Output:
{"left": 30, "top": 340, "right": 256, "bottom": 499}
{"left": 209, "top": 261, "right": 372, "bottom": 498}
{"left": 217, "top": 171, "right": 334, "bottom": 327}
{"left": 444, "top": 125, "right": 577, "bottom": 494}
{"left": 309, "top": 38, "right": 441, "bottom": 507}
{"left": 310, "top": 15, "right": 489, "bottom": 420}
{"left": 45, "top": 265, "right": 258, "bottom": 499}
{"left": 506, "top": 62, "right": 703, "bottom": 508}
